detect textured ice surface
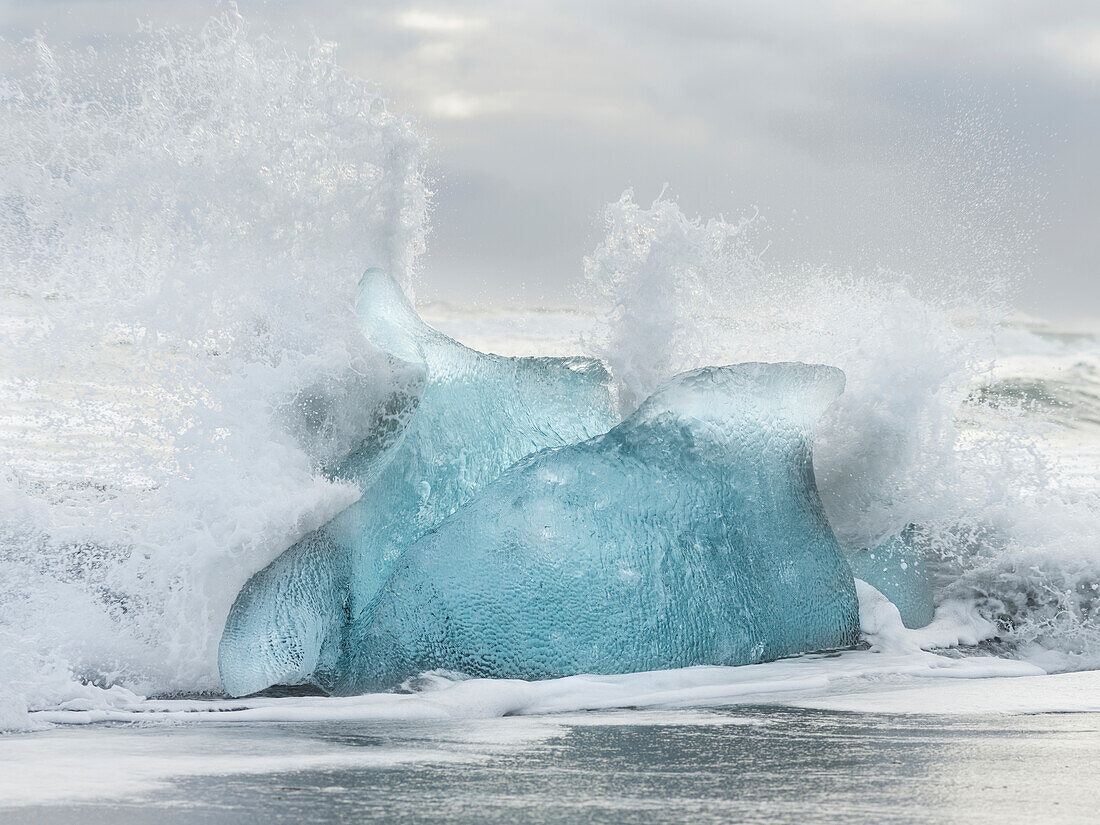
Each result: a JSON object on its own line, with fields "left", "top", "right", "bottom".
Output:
{"left": 847, "top": 526, "right": 935, "bottom": 629}
{"left": 219, "top": 270, "right": 617, "bottom": 696}
{"left": 339, "top": 363, "right": 860, "bottom": 691}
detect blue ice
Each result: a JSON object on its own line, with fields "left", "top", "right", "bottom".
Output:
{"left": 847, "top": 526, "right": 935, "bottom": 629}
{"left": 219, "top": 270, "right": 617, "bottom": 696}
{"left": 337, "top": 363, "right": 861, "bottom": 691}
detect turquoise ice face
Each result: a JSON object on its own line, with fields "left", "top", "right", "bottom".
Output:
{"left": 339, "top": 363, "right": 861, "bottom": 692}
{"left": 847, "top": 526, "right": 935, "bottom": 629}
{"left": 218, "top": 270, "right": 618, "bottom": 697}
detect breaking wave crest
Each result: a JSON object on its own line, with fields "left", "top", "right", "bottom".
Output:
{"left": 583, "top": 191, "right": 1100, "bottom": 674}
{"left": 0, "top": 11, "right": 428, "bottom": 727}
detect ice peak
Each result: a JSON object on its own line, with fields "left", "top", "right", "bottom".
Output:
{"left": 632, "top": 363, "right": 845, "bottom": 431}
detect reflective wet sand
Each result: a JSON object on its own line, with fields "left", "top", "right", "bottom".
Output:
{"left": 4, "top": 707, "right": 1098, "bottom": 824}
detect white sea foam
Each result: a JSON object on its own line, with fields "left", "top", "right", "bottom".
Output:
{"left": 0, "top": 11, "right": 428, "bottom": 727}
{"left": 0, "top": 716, "right": 567, "bottom": 806}
{"left": 581, "top": 191, "right": 1100, "bottom": 673}
{"left": 793, "top": 670, "right": 1100, "bottom": 714}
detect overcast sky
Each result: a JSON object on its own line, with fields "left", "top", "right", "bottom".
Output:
{"left": 3, "top": 1, "right": 1098, "bottom": 318}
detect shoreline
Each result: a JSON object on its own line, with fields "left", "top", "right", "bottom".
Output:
{"left": 4, "top": 703, "right": 1098, "bottom": 822}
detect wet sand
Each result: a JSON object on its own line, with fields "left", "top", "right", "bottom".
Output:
{"left": 4, "top": 706, "right": 1098, "bottom": 824}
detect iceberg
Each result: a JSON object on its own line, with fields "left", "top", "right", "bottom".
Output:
{"left": 219, "top": 270, "right": 618, "bottom": 696}
{"left": 338, "top": 363, "right": 861, "bottom": 691}
{"left": 847, "top": 526, "right": 935, "bottom": 629}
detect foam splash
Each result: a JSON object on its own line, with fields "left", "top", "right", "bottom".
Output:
{"left": 585, "top": 190, "right": 1100, "bottom": 670}
{"left": 0, "top": 12, "right": 428, "bottom": 728}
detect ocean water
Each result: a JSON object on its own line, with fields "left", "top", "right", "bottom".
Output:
{"left": 1, "top": 13, "right": 1099, "bottom": 810}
